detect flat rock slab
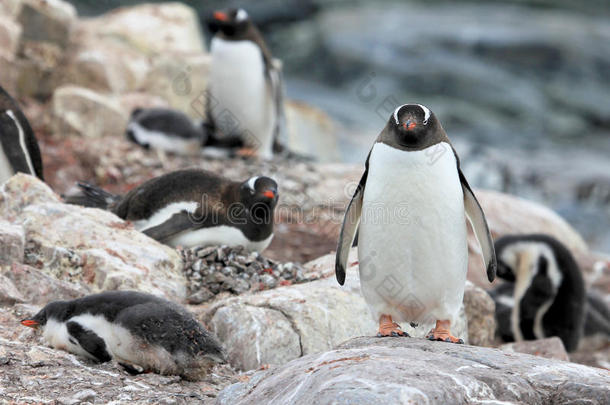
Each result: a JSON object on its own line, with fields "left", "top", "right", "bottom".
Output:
{"left": 217, "top": 337, "right": 610, "bottom": 405}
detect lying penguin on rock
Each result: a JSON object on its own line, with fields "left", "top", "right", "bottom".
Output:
{"left": 490, "top": 234, "right": 609, "bottom": 352}
{"left": 336, "top": 104, "right": 496, "bottom": 343}
{"left": 126, "top": 107, "right": 247, "bottom": 157}
{"left": 65, "top": 169, "right": 278, "bottom": 251}
{"left": 21, "top": 291, "right": 226, "bottom": 380}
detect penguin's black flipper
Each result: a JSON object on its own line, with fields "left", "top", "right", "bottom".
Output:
{"left": 457, "top": 166, "right": 497, "bottom": 282}
{"left": 584, "top": 290, "right": 610, "bottom": 336}
{"left": 66, "top": 321, "right": 112, "bottom": 362}
{"left": 335, "top": 152, "right": 370, "bottom": 285}
{"left": 64, "top": 183, "right": 121, "bottom": 209}
{"left": 142, "top": 212, "right": 197, "bottom": 242}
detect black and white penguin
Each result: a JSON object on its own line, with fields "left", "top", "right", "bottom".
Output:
{"left": 126, "top": 108, "right": 245, "bottom": 156}
{"left": 206, "top": 8, "right": 285, "bottom": 159}
{"left": 0, "top": 85, "right": 44, "bottom": 183}
{"left": 21, "top": 291, "right": 225, "bottom": 380}
{"left": 126, "top": 108, "right": 206, "bottom": 155}
{"left": 65, "top": 169, "right": 278, "bottom": 251}
{"left": 490, "top": 234, "right": 589, "bottom": 352}
{"left": 336, "top": 104, "right": 496, "bottom": 342}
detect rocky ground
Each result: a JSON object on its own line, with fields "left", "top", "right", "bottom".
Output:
{"left": 0, "top": 0, "right": 609, "bottom": 403}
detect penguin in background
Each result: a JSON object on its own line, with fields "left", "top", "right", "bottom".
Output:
{"left": 0, "top": 85, "right": 44, "bottom": 183}
{"left": 206, "top": 8, "right": 286, "bottom": 159}
{"left": 336, "top": 104, "right": 496, "bottom": 342}
{"left": 126, "top": 108, "right": 206, "bottom": 155}
{"left": 64, "top": 169, "right": 278, "bottom": 252}
{"left": 125, "top": 107, "right": 246, "bottom": 156}
{"left": 489, "top": 234, "right": 605, "bottom": 352}
{"left": 21, "top": 291, "right": 225, "bottom": 380}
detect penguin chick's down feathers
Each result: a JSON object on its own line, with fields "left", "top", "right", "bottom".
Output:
{"left": 21, "top": 291, "right": 226, "bottom": 380}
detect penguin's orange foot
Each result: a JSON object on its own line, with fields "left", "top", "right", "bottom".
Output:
{"left": 377, "top": 314, "right": 410, "bottom": 337}
{"left": 235, "top": 147, "right": 258, "bottom": 158}
{"left": 426, "top": 320, "right": 464, "bottom": 344}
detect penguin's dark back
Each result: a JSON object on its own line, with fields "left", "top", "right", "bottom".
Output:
{"left": 113, "top": 169, "right": 237, "bottom": 221}
{"left": 132, "top": 108, "right": 202, "bottom": 140}
{"left": 115, "top": 300, "right": 224, "bottom": 357}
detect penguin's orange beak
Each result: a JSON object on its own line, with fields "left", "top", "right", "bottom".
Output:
{"left": 402, "top": 120, "right": 417, "bottom": 131}
{"left": 263, "top": 190, "right": 276, "bottom": 199}
{"left": 21, "top": 319, "right": 39, "bottom": 328}
{"left": 214, "top": 11, "right": 228, "bottom": 21}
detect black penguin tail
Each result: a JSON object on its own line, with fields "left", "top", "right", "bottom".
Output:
{"left": 64, "top": 182, "right": 121, "bottom": 209}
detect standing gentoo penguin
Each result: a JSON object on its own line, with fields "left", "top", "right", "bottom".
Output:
{"left": 0, "top": 85, "right": 44, "bottom": 183}
{"left": 65, "top": 169, "right": 278, "bottom": 251}
{"left": 490, "top": 234, "right": 588, "bottom": 352}
{"left": 335, "top": 104, "right": 496, "bottom": 342}
{"left": 21, "top": 291, "right": 225, "bottom": 380}
{"left": 206, "top": 8, "right": 285, "bottom": 159}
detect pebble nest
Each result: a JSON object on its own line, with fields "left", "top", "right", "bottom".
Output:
{"left": 181, "top": 245, "right": 318, "bottom": 304}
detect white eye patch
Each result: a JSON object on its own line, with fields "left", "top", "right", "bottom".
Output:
{"left": 236, "top": 9, "right": 248, "bottom": 22}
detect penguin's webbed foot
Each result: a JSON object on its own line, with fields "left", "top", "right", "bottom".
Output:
{"left": 119, "top": 362, "right": 146, "bottom": 375}
{"left": 426, "top": 320, "right": 464, "bottom": 344}
{"left": 377, "top": 314, "right": 410, "bottom": 337}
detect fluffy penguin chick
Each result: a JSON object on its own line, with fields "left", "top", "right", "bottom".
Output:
{"left": 21, "top": 291, "right": 226, "bottom": 380}
{"left": 336, "top": 104, "right": 496, "bottom": 343}
{"left": 0, "top": 85, "right": 44, "bottom": 183}
{"left": 65, "top": 169, "right": 279, "bottom": 251}
{"left": 206, "top": 7, "right": 285, "bottom": 159}
{"left": 490, "top": 234, "right": 588, "bottom": 352}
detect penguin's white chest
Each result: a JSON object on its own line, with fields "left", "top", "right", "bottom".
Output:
{"left": 358, "top": 142, "right": 468, "bottom": 323}
{"left": 209, "top": 38, "right": 274, "bottom": 157}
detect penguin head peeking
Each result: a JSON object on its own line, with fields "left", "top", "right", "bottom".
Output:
{"left": 390, "top": 104, "right": 434, "bottom": 146}
{"left": 208, "top": 8, "right": 251, "bottom": 37}
{"left": 240, "top": 176, "right": 279, "bottom": 218}
{"left": 21, "top": 300, "right": 72, "bottom": 329}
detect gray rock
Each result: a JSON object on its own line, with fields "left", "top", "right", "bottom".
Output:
{"left": 0, "top": 221, "right": 25, "bottom": 265}
{"left": 217, "top": 337, "right": 610, "bottom": 404}
{"left": 501, "top": 337, "right": 570, "bottom": 362}
{"left": 463, "top": 281, "right": 495, "bottom": 347}
{"left": 0, "top": 273, "right": 24, "bottom": 305}
{"left": 51, "top": 86, "right": 128, "bottom": 138}
{"left": 2, "top": 263, "right": 89, "bottom": 305}
{"left": 203, "top": 263, "right": 473, "bottom": 371}
{"left": 0, "top": 174, "right": 185, "bottom": 301}
{"left": 17, "top": 0, "right": 76, "bottom": 48}
{"left": 0, "top": 337, "right": 239, "bottom": 403}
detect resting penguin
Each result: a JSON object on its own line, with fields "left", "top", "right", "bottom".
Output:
{"left": 126, "top": 107, "right": 246, "bottom": 156}
{"left": 206, "top": 8, "right": 285, "bottom": 159}
{"left": 0, "top": 85, "right": 44, "bottom": 183}
{"left": 65, "top": 169, "right": 278, "bottom": 251}
{"left": 336, "top": 104, "right": 496, "bottom": 342}
{"left": 126, "top": 108, "right": 206, "bottom": 155}
{"left": 490, "top": 234, "right": 589, "bottom": 352}
{"left": 21, "top": 291, "right": 225, "bottom": 380}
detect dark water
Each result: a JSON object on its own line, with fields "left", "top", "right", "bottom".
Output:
{"left": 68, "top": 0, "right": 610, "bottom": 252}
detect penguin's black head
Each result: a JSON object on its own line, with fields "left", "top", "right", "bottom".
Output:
{"left": 21, "top": 300, "right": 72, "bottom": 329}
{"left": 208, "top": 8, "right": 251, "bottom": 38}
{"left": 390, "top": 104, "right": 436, "bottom": 147}
{"left": 240, "top": 176, "right": 278, "bottom": 209}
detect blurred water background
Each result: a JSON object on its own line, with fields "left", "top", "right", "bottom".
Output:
{"left": 68, "top": 0, "right": 610, "bottom": 251}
